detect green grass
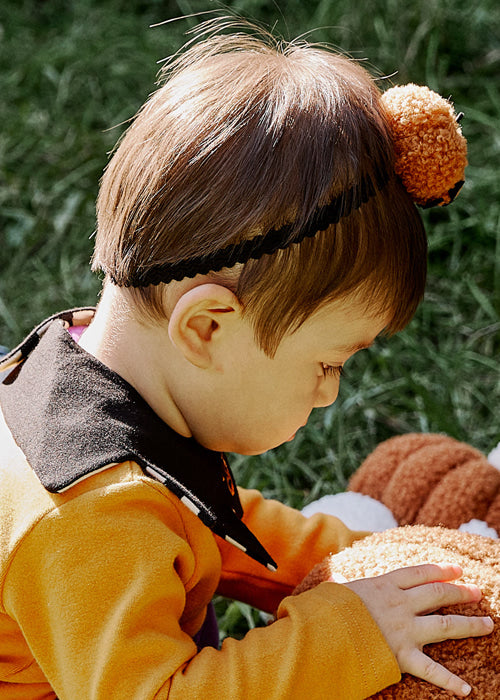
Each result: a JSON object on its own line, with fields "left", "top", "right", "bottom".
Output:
{"left": 1, "top": 0, "right": 499, "bottom": 637}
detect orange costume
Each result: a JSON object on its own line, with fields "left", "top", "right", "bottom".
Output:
{"left": 0, "top": 311, "right": 399, "bottom": 699}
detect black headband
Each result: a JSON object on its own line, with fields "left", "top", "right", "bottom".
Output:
{"left": 111, "top": 163, "right": 391, "bottom": 288}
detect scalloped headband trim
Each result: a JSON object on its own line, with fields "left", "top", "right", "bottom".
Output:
{"left": 112, "top": 162, "right": 390, "bottom": 288}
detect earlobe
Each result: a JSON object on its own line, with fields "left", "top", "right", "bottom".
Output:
{"left": 168, "top": 284, "right": 241, "bottom": 369}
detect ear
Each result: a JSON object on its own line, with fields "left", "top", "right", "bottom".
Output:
{"left": 168, "top": 284, "right": 242, "bottom": 369}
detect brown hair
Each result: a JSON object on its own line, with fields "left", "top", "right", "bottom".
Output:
{"left": 93, "top": 22, "right": 426, "bottom": 354}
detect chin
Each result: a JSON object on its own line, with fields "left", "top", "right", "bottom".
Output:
{"left": 207, "top": 441, "right": 278, "bottom": 456}
{"left": 196, "top": 431, "right": 288, "bottom": 456}
{"left": 234, "top": 446, "right": 272, "bottom": 456}
{"left": 230, "top": 438, "right": 291, "bottom": 456}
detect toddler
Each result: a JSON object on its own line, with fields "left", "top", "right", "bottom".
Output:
{"left": 0, "top": 23, "right": 492, "bottom": 700}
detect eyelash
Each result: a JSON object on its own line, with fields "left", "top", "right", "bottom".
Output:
{"left": 321, "top": 364, "right": 345, "bottom": 379}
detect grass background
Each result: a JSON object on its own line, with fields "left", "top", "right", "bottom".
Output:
{"left": 1, "top": 0, "right": 499, "bottom": 636}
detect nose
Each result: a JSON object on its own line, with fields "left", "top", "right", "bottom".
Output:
{"left": 314, "top": 379, "right": 340, "bottom": 409}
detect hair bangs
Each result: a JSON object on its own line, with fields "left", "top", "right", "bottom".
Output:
{"left": 238, "top": 177, "right": 426, "bottom": 355}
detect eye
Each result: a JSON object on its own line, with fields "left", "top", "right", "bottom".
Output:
{"left": 321, "top": 363, "right": 345, "bottom": 379}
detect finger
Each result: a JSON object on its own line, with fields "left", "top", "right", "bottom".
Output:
{"left": 403, "top": 649, "right": 472, "bottom": 697}
{"left": 386, "top": 563, "right": 464, "bottom": 590}
{"left": 416, "top": 613, "right": 494, "bottom": 644}
{"left": 407, "top": 580, "right": 482, "bottom": 615}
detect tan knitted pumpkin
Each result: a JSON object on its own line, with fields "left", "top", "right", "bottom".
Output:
{"left": 295, "top": 526, "right": 499, "bottom": 699}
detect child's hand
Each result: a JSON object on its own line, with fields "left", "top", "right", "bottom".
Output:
{"left": 343, "top": 563, "right": 494, "bottom": 697}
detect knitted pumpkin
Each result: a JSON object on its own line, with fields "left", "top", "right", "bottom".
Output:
{"left": 295, "top": 526, "right": 499, "bottom": 699}
{"left": 349, "top": 433, "right": 500, "bottom": 536}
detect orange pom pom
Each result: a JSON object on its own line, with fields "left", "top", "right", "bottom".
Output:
{"left": 381, "top": 84, "right": 468, "bottom": 207}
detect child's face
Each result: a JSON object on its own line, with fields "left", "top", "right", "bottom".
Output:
{"left": 183, "top": 294, "right": 389, "bottom": 456}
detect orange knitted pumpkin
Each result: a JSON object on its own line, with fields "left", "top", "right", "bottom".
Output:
{"left": 382, "top": 84, "right": 467, "bottom": 207}
{"left": 349, "top": 433, "right": 500, "bottom": 535}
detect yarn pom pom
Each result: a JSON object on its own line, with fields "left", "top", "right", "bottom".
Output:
{"left": 381, "top": 84, "right": 467, "bottom": 207}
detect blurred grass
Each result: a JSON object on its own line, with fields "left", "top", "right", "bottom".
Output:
{"left": 1, "top": 0, "right": 499, "bottom": 636}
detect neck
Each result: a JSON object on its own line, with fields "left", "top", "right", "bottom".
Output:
{"left": 79, "top": 284, "right": 193, "bottom": 438}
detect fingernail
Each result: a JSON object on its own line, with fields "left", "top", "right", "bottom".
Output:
{"left": 461, "top": 682, "right": 471, "bottom": 696}
{"left": 484, "top": 616, "right": 494, "bottom": 630}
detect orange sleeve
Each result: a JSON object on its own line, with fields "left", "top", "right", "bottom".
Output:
{"left": 170, "top": 583, "right": 400, "bottom": 700}
{"left": 217, "top": 487, "right": 370, "bottom": 612}
{"left": 2, "top": 479, "right": 399, "bottom": 700}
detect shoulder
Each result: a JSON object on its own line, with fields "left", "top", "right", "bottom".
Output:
{"left": 0, "top": 408, "right": 208, "bottom": 575}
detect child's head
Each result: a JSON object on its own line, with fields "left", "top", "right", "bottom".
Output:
{"left": 92, "top": 24, "right": 427, "bottom": 356}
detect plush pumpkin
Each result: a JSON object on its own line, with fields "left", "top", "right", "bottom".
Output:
{"left": 349, "top": 433, "right": 500, "bottom": 536}
{"left": 299, "top": 434, "right": 500, "bottom": 698}
{"left": 295, "top": 525, "right": 499, "bottom": 699}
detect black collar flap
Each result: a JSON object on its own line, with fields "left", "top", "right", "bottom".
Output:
{"left": 0, "top": 312, "right": 277, "bottom": 571}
